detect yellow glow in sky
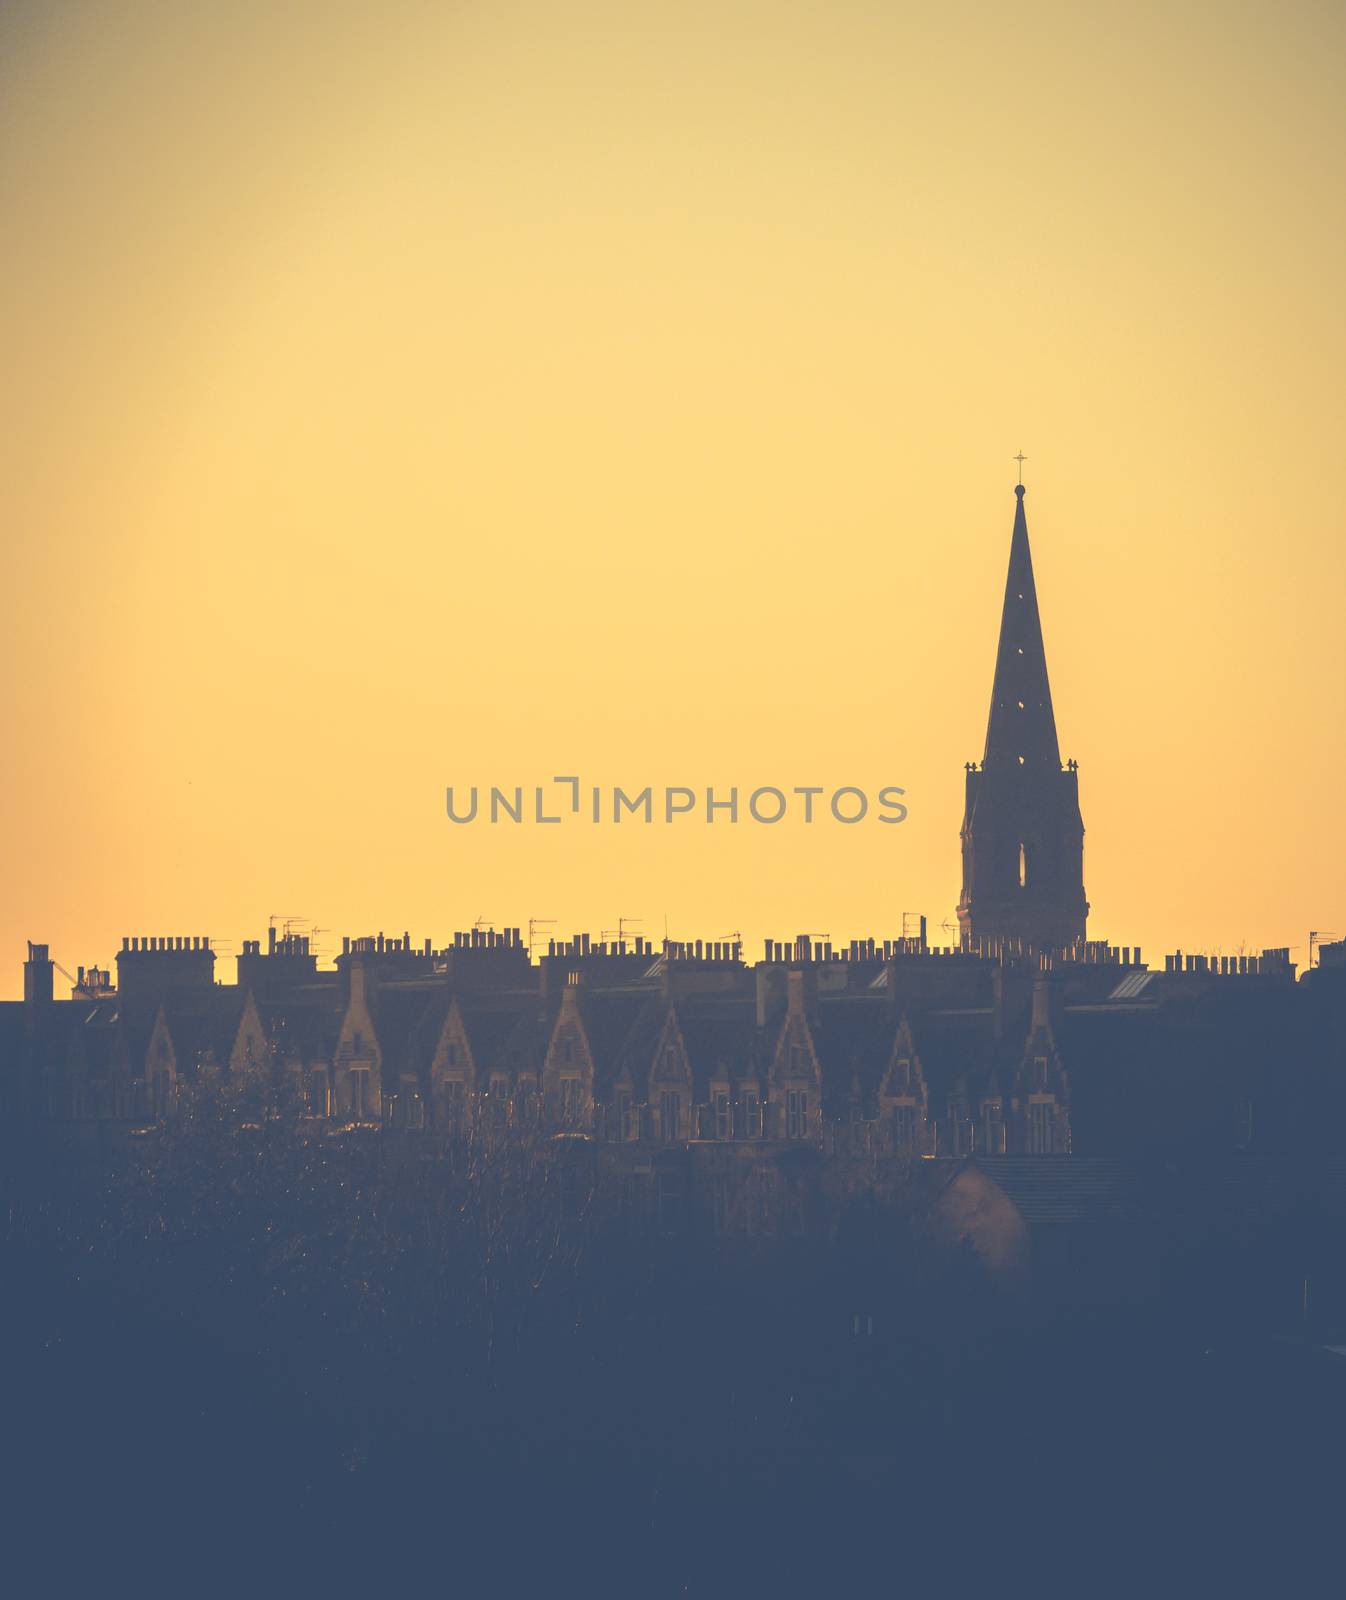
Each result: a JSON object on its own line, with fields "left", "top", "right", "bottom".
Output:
{"left": 2, "top": 0, "right": 1344, "bottom": 992}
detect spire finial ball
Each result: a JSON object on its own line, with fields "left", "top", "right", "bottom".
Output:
{"left": 1014, "top": 483, "right": 1026, "bottom": 498}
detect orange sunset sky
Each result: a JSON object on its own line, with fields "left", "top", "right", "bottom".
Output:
{"left": 2, "top": 0, "right": 1344, "bottom": 995}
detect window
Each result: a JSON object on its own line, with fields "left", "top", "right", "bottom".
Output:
{"left": 743, "top": 1089, "right": 762, "bottom": 1140}
{"left": 895, "top": 1057, "right": 911, "bottom": 1092}
{"left": 445, "top": 1041, "right": 458, "bottom": 1068}
{"left": 789, "top": 1043, "right": 804, "bottom": 1075}
{"left": 786, "top": 1089, "right": 809, "bottom": 1139}
{"left": 307, "top": 1069, "right": 329, "bottom": 1118}
{"left": 1019, "top": 843, "right": 1028, "bottom": 888}
{"left": 660, "top": 1090, "right": 681, "bottom": 1142}
{"left": 664, "top": 1046, "right": 678, "bottom": 1074}
{"left": 1029, "top": 1100, "right": 1054, "bottom": 1154}
{"left": 714, "top": 1090, "right": 731, "bottom": 1142}
{"left": 561, "top": 1037, "right": 574, "bottom": 1065}
{"left": 893, "top": 1103, "right": 918, "bottom": 1152}
{"left": 616, "top": 1089, "right": 635, "bottom": 1141}
{"left": 443, "top": 1078, "right": 466, "bottom": 1131}
{"left": 1032, "top": 1054, "right": 1049, "bottom": 1090}
{"left": 352, "top": 1030, "right": 365, "bottom": 1058}
{"left": 560, "top": 1077, "right": 580, "bottom": 1126}
{"left": 981, "top": 1099, "right": 1003, "bottom": 1154}
{"left": 350, "top": 1066, "right": 372, "bottom": 1120}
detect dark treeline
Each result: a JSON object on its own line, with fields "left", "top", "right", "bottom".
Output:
{"left": 5, "top": 1080, "right": 1345, "bottom": 1596}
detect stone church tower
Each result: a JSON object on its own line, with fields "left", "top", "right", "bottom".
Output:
{"left": 958, "top": 483, "right": 1088, "bottom": 951}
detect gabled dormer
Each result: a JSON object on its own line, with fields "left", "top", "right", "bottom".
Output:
{"left": 1008, "top": 976, "right": 1071, "bottom": 1154}
{"left": 647, "top": 1004, "right": 693, "bottom": 1142}
{"left": 768, "top": 972, "right": 822, "bottom": 1140}
{"left": 332, "top": 958, "right": 381, "bottom": 1122}
{"left": 230, "top": 991, "right": 270, "bottom": 1080}
{"left": 543, "top": 979, "right": 596, "bottom": 1130}
{"left": 429, "top": 995, "right": 478, "bottom": 1132}
{"left": 145, "top": 1003, "right": 177, "bottom": 1118}
{"left": 877, "top": 1014, "right": 932, "bottom": 1156}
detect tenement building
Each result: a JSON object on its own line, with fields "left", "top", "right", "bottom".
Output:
{"left": 4, "top": 486, "right": 1344, "bottom": 1250}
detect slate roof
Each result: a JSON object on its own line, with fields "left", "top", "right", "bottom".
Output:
{"left": 161, "top": 989, "right": 246, "bottom": 1070}
{"left": 575, "top": 990, "right": 658, "bottom": 1097}
{"left": 678, "top": 1001, "right": 764, "bottom": 1095}
{"left": 257, "top": 993, "right": 343, "bottom": 1066}
{"left": 402, "top": 990, "right": 530, "bottom": 1078}
{"left": 367, "top": 985, "right": 437, "bottom": 1075}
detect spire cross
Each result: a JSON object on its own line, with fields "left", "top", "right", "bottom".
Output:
{"left": 1014, "top": 451, "right": 1027, "bottom": 485}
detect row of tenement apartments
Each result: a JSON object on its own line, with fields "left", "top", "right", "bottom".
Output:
{"left": 6, "top": 925, "right": 1345, "bottom": 1170}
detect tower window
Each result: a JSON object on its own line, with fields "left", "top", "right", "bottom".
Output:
{"left": 1017, "top": 755, "right": 1025, "bottom": 765}
{"left": 1019, "top": 843, "right": 1028, "bottom": 888}
{"left": 1017, "top": 700, "right": 1025, "bottom": 710}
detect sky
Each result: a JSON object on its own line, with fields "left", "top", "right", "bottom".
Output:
{"left": 2, "top": 0, "right": 1344, "bottom": 994}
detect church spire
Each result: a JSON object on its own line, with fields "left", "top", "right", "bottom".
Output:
{"left": 957, "top": 477, "right": 1087, "bottom": 954}
{"left": 982, "top": 482, "right": 1062, "bottom": 773}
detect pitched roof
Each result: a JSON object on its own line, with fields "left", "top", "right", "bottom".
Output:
{"left": 368, "top": 985, "right": 437, "bottom": 1076}
{"left": 982, "top": 483, "right": 1061, "bottom": 773}
{"left": 257, "top": 993, "right": 343, "bottom": 1065}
